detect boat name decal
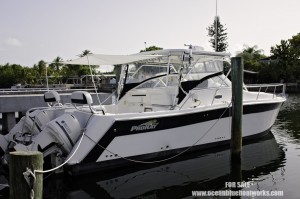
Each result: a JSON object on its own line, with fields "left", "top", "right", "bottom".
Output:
{"left": 130, "top": 119, "right": 159, "bottom": 132}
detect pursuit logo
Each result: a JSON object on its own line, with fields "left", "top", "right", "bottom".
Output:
{"left": 130, "top": 119, "right": 159, "bottom": 132}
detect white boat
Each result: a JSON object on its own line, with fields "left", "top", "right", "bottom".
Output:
{"left": 0, "top": 48, "right": 286, "bottom": 174}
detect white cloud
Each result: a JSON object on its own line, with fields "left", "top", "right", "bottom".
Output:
{"left": 3, "top": 37, "right": 22, "bottom": 47}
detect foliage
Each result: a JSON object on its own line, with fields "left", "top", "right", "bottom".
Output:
{"left": 236, "top": 45, "right": 266, "bottom": 71}
{"left": 207, "top": 16, "right": 228, "bottom": 52}
{"left": 49, "top": 56, "right": 63, "bottom": 72}
{"left": 267, "top": 33, "right": 300, "bottom": 83}
{"left": 80, "top": 50, "right": 92, "bottom": 57}
{"left": 140, "top": 46, "right": 163, "bottom": 53}
{"left": 48, "top": 56, "right": 64, "bottom": 84}
{"left": 0, "top": 64, "right": 15, "bottom": 88}
{"left": 0, "top": 49, "right": 99, "bottom": 88}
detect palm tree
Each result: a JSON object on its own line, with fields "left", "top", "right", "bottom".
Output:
{"left": 80, "top": 50, "right": 92, "bottom": 57}
{"left": 48, "top": 56, "right": 64, "bottom": 84}
{"left": 236, "top": 45, "right": 266, "bottom": 71}
{"left": 237, "top": 45, "right": 264, "bottom": 60}
{"left": 52, "top": 56, "right": 63, "bottom": 72}
{"left": 37, "top": 60, "right": 46, "bottom": 78}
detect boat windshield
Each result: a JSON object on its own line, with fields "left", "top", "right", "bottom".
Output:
{"left": 126, "top": 64, "right": 177, "bottom": 84}
{"left": 183, "top": 60, "right": 223, "bottom": 75}
{"left": 134, "top": 74, "right": 179, "bottom": 89}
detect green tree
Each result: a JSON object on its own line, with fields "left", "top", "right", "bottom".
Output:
{"left": 23, "top": 67, "right": 38, "bottom": 85}
{"left": 35, "top": 60, "right": 47, "bottom": 78}
{"left": 0, "top": 64, "right": 15, "bottom": 88}
{"left": 207, "top": 16, "right": 228, "bottom": 52}
{"left": 236, "top": 45, "right": 266, "bottom": 71}
{"left": 80, "top": 49, "right": 92, "bottom": 57}
{"left": 48, "top": 56, "right": 64, "bottom": 84}
{"left": 289, "top": 33, "right": 300, "bottom": 59}
{"left": 289, "top": 33, "right": 300, "bottom": 81}
{"left": 49, "top": 56, "right": 63, "bottom": 72}
{"left": 140, "top": 46, "right": 163, "bottom": 52}
{"left": 270, "top": 40, "right": 295, "bottom": 82}
{"left": 262, "top": 33, "right": 300, "bottom": 83}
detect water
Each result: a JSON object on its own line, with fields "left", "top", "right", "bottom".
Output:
{"left": 1, "top": 94, "right": 300, "bottom": 198}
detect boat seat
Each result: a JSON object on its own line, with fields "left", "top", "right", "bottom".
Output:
{"left": 71, "top": 91, "right": 93, "bottom": 105}
{"left": 44, "top": 91, "right": 61, "bottom": 106}
{"left": 71, "top": 91, "right": 105, "bottom": 114}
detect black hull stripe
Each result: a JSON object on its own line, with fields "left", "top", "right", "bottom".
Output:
{"left": 72, "top": 128, "right": 271, "bottom": 175}
{"left": 82, "top": 102, "right": 282, "bottom": 163}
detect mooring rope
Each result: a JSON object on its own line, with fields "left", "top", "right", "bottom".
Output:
{"left": 33, "top": 131, "right": 86, "bottom": 174}
{"left": 32, "top": 113, "right": 94, "bottom": 174}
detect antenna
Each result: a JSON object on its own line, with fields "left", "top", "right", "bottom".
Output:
{"left": 216, "top": 0, "right": 218, "bottom": 16}
{"left": 215, "top": 0, "right": 218, "bottom": 52}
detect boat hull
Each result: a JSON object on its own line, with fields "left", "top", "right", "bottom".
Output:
{"left": 68, "top": 100, "right": 283, "bottom": 175}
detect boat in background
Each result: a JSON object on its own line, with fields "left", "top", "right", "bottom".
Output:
{"left": 0, "top": 47, "right": 286, "bottom": 174}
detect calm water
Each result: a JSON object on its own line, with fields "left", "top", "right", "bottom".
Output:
{"left": 1, "top": 94, "right": 299, "bottom": 199}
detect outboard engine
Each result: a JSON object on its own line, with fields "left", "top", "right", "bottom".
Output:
{"left": 31, "top": 113, "right": 82, "bottom": 155}
{"left": 0, "top": 91, "right": 63, "bottom": 155}
{"left": 0, "top": 109, "right": 51, "bottom": 154}
{"left": 24, "top": 110, "right": 51, "bottom": 135}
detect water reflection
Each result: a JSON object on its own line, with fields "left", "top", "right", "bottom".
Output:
{"left": 275, "top": 94, "right": 300, "bottom": 141}
{"left": 42, "top": 133, "right": 285, "bottom": 199}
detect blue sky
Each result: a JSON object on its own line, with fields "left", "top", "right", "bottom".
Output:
{"left": 0, "top": 0, "right": 299, "bottom": 66}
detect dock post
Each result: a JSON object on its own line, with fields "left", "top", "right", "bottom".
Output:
{"left": 230, "top": 57, "right": 243, "bottom": 161}
{"left": 9, "top": 151, "right": 43, "bottom": 199}
{"left": 2, "top": 112, "right": 16, "bottom": 134}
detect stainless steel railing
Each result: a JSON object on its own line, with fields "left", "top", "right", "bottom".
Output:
{"left": 245, "top": 83, "right": 286, "bottom": 100}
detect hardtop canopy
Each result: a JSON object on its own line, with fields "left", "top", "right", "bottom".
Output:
{"left": 61, "top": 49, "right": 230, "bottom": 66}
{"left": 62, "top": 54, "right": 162, "bottom": 66}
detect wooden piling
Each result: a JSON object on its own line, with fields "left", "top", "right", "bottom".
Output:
{"left": 9, "top": 151, "right": 43, "bottom": 199}
{"left": 231, "top": 57, "right": 244, "bottom": 161}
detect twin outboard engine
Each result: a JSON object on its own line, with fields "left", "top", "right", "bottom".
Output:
{"left": 0, "top": 91, "right": 95, "bottom": 170}
{"left": 0, "top": 108, "right": 51, "bottom": 156}
{"left": 31, "top": 113, "right": 82, "bottom": 155}
{"left": 31, "top": 91, "right": 95, "bottom": 155}
{"left": 0, "top": 91, "right": 63, "bottom": 155}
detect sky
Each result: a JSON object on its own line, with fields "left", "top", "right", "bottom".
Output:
{"left": 0, "top": 0, "right": 299, "bottom": 67}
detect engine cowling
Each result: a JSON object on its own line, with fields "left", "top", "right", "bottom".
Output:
{"left": 24, "top": 110, "right": 51, "bottom": 135}
{"left": 32, "top": 113, "right": 82, "bottom": 154}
